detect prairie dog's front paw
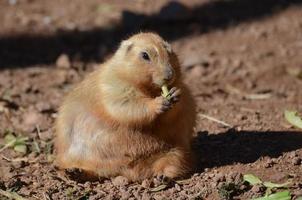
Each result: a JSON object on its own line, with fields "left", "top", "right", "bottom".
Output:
{"left": 154, "top": 96, "right": 171, "bottom": 114}
{"left": 152, "top": 87, "right": 181, "bottom": 114}
{"left": 167, "top": 87, "right": 181, "bottom": 103}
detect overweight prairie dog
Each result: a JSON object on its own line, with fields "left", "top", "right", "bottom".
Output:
{"left": 55, "top": 32, "right": 196, "bottom": 181}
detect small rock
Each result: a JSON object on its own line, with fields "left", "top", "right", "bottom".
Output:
{"left": 174, "top": 183, "right": 181, "bottom": 191}
{"left": 292, "top": 157, "right": 301, "bottom": 165}
{"left": 83, "top": 181, "right": 92, "bottom": 188}
{"left": 56, "top": 54, "right": 71, "bottom": 69}
{"left": 264, "top": 159, "right": 276, "bottom": 168}
{"left": 112, "top": 176, "right": 129, "bottom": 186}
{"left": 204, "top": 168, "right": 210, "bottom": 173}
{"left": 213, "top": 173, "right": 226, "bottom": 183}
{"left": 208, "top": 173, "right": 215, "bottom": 178}
{"left": 250, "top": 184, "right": 263, "bottom": 193}
{"left": 152, "top": 176, "right": 163, "bottom": 187}
{"left": 141, "top": 179, "right": 151, "bottom": 188}
{"left": 288, "top": 151, "right": 298, "bottom": 159}
{"left": 226, "top": 172, "right": 242, "bottom": 184}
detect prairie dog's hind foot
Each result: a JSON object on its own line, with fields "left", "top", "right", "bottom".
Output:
{"left": 152, "top": 148, "right": 190, "bottom": 180}
{"left": 64, "top": 168, "right": 100, "bottom": 182}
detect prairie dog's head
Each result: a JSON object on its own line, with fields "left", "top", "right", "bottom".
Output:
{"left": 113, "top": 32, "right": 181, "bottom": 90}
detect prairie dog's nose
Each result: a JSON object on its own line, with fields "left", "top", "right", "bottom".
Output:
{"left": 164, "top": 66, "right": 174, "bottom": 81}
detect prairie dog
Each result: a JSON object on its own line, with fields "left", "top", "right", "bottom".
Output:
{"left": 55, "top": 32, "right": 196, "bottom": 181}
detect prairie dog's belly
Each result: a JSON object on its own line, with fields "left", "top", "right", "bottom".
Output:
{"left": 66, "top": 109, "right": 109, "bottom": 160}
{"left": 65, "top": 107, "right": 167, "bottom": 163}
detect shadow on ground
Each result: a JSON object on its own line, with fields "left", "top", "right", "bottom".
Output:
{"left": 192, "top": 129, "right": 302, "bottom": 171}
{"left": 0, "top": 0, "right": 301, "bottom": 68}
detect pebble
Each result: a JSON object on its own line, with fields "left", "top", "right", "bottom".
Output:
{"left": 250, "top": 184, "right": 263, "bottom": 193}
{"left": 213, "top": 173, "right": 226, "bottom": 183}
{"left": 292, "top": 157, "right": 301, "bottom": 165}
{"left": 264, "top": 159, "right": 276, "bottom": 168}
{"left": 175, "top": 183, "right": 181, "bottom": 191}
{"left": 112, "top": 176, "right": 129, "bottom": 186}
{"left": 141, "top": 179, "right": 151, "bottom": 188}
{"left": 56, "top": 54, "right": 71, "bottom": 69}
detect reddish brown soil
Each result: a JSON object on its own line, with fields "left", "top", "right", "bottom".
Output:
{"left": 0, "top": 0, "right": 301, "bottom": 199}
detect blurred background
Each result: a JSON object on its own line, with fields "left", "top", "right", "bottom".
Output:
{"left": 0, "top": 0, "right": 302, "bottom": 199}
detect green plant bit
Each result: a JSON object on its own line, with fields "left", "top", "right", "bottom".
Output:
{"left": 243, "top": 174, "right": 292, "bottom": 200}
{"left": 161, "top": 85, "right": 170, "bottom": 99}
{"left": 284, "top": 110, "right": 302, "bottom": 129}
{"left": 252, "top": 190, "right": 291, "bottom": 200}
{"left": 243, "top": 174, "right": 263, "bottom": 185}
{"left": 1, "top": 133, "right": 28, "bottom": 153}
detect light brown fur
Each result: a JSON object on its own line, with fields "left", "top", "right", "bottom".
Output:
{"left": 55, "top": 32, "right": 196, "bottom": 181}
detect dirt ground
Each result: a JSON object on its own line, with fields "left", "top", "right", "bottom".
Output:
{"left": 0, "top": 0, "right": 302, "bottom": 199}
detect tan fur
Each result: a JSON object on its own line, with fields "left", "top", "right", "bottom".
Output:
{"left": 55, "top": 32, "right": 196, "bottom": 181}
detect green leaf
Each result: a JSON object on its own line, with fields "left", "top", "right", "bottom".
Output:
{"left": 263, "top": 181, "right": 290, "bottom": 189}
{"left": 296, "top": 197, "right": 302, "bottom": 200}
{"left": 243, "top": 174, "right": 262, "bottom": 185}
{"left": 14, "top": 144, "right": 27, "bottom": 154}
{"left": 284, "top": 110, "right": 302, "bottom": 129}
{"left": 252, "top": 190, "right": 291, "bottom": 200}
{"left": 15, "top": 136, "right": 29, "bottom": 145}
{"left": 4, "top": 133, "right": 16, "bottom": 144}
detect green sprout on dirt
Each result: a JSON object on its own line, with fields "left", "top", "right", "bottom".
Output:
{"left": 243, "top": 174, "right": 291, "bottom": 200}
{"left": 0, "top": 131, "right": 29, "bottom": 154}
{"left": 284, "top": 110, "right": 302, "bottom": 129}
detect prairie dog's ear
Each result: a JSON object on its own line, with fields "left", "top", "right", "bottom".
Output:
{"left": 163, "top": 41, "right": 172, "bottom": 53}
{"left": 120, "top": 40, "right": 134, "bottom": 53}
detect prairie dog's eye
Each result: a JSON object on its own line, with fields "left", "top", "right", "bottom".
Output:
{"left": 141, "top": 52, "right": 150, "bottom": 61}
